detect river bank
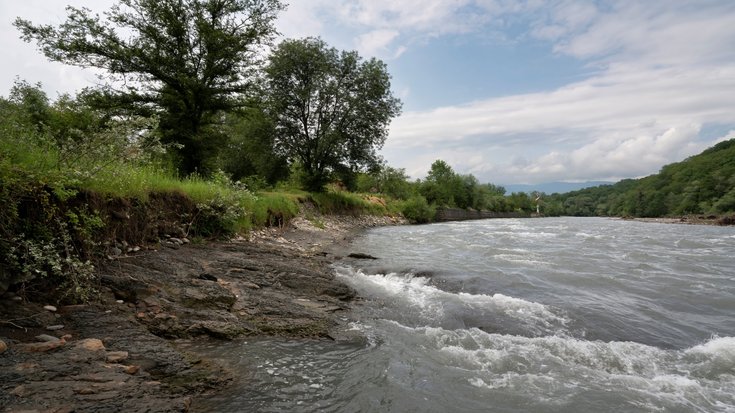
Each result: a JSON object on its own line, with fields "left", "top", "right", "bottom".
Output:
{"left": 0, "top": 212, "right": 405, "bottom": 412}
{"left": 617, "top": 214, "right": 735, "bottom": 226}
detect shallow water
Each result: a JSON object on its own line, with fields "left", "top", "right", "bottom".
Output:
{"left": 191, "top": 217, "right": 735, "bottom": 412}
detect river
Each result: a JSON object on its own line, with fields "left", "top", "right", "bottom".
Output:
{"left": 190, "top": 217, "right": 735, "bottom": 412}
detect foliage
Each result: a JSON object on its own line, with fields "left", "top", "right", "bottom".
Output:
{"left": 548, "top": 138, "right": 735, "bottom": 217}
{"left": 218, "top": 108, "right": 289, "bottom": 185}
{"left": 15, "top": 0, "right": 284, "bottom": 176}
{"left": 356, "top": 165, "right": 415, "bottom": 200}
{"left": 399, "top": 196, "right": 436, "bottom": 224}
{"left": 309, "top": 190, "right": 388, "bottom": 215}
{"left": 418, "top": 159, "right": 517, "bottom": 212}
{"left": 0, "top": 181, "right": 100, "bottom": 302}
{"left": 264, "top": 37, "right": 402, "bottom": 191}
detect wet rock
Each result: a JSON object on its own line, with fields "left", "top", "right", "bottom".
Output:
{"left": 100, "top": 274, "right": 156, "bottom": 302}
{"left": 182, "top": 281, "right": 236, "bottom": 310}
{"left": 197, "top": 272, "right": 218, "bottom": 282}
{"left": 348, "top": 252, "right": 379, "bottom": 259}
{"left": 187, "top": 321, "right": 249, "bottom": 340}
{"left": 43, "top": 305, "right": 58, "bottom": 312}
{"left": 242, "top": 281, "right": 261, "bottom": 290}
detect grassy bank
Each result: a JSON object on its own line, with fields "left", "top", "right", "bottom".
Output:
{"left": 0, "top": 141, "right": 401, "bottom": 302}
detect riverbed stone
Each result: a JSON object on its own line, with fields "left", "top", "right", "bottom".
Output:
{"left": 35, "top": 334, "right": 60, "bottom": 342}
{"left": 75, "top": 338, "right": 105, "bottom": 352}
{"left": 106, "top": 351, "right": 129, "bottom": 363}
{"left": 19, "top": 339, "right": 65, "bottom": 353}
{"left": 0, "top": 339, "right": 7, "bottom": 354}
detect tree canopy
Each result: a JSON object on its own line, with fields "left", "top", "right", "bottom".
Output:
{"left": 548, "top": 138, "right": 735, "bottom": 217}
{"left": 264, "top": 37, "right": 402, "bottom": 191}
{"left": 15, "top": 0, "right": 284, "bottom": 175}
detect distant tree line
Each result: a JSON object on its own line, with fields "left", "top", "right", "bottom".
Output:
{"left": 544, "top": 139, "right": 735, "bottom": 217}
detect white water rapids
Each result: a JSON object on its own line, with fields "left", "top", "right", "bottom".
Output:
{"left": 192, "top": 217, "right": 735, "bottom": 412}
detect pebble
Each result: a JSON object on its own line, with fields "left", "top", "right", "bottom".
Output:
{"left": 170, "top": 237, "right": 183, "bottom": 245}
{"left": 0, "top": 339, "right": 7, "bottom": 354}
{"left": 116, "top": 300, "right": 124, "bottom": 304}
{"left": 106, "top": 351, "right": 129, "bottom": 363}
{"left": 35, "top": 334, "right": 60, "bottom": 342}
{"left": 11, "top": 296, "right": 22, "bottom": 301}
{"left": 47, "top": 324, "right": 65, "bottom": 331}
{"left": 43, "top": 305, "right": 57, "bottom": 312}
{"left": 19, "top": 340, "right": 65, "bottom": 352}
{"left": 182, "top": 238, "right": 190, "bottom": 244}
{"left": 110, "top": 247, "right": 122, "bottom": 256}
{"left": 75, "top": 338, "right": 105, "bottom": 352}
{"left": 123, "top": 365, "right": 140, "bottom": 375}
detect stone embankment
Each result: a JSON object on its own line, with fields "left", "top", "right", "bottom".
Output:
{"left": 0, "top": 212, "right": 405, "bottom": 412}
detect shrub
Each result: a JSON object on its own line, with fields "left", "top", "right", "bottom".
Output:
{"left": 400, "top": 196, "right": 435, "bottom": 224}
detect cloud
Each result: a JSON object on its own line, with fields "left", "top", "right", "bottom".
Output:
{"left": 356, "top": 29, "right": 401, "bottom": 57}
{"left": 379, "top": 1, "right": 735, "bottom": 184}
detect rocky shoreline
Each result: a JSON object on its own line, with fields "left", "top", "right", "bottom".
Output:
{"left": 0, "top": 212, "right": 405, "bottom": 412}
{"left": 617, "top": 214, "right": 735, "bottom": 226}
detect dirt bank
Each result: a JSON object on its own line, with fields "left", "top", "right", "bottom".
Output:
{"left": 0, "top": 212, "right": 405, "bottom": 412}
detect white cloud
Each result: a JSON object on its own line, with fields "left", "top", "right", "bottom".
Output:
{"left": 356, "top": 29, "right": 400, "bottom": 57}
{"left": 379, "top": 1, "right": 735, "bottom": 184}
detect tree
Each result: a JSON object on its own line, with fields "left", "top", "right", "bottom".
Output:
{"left": 264, "top": 37, "right": 402, "bottom": 191}
{"left": 219, "top": 107, "right": 289, "bottom": 185}
{"left": 421, "top": 160, "right": 456, "bottom": 206}
{"left": 15, "top": 0, "right": 284, "bottom": 175}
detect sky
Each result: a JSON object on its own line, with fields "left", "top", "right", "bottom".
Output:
{"left": 2, "top": 0, "right": 735, "bottom": 186}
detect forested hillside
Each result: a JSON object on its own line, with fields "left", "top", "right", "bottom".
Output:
{"left": 547, "top": 139, "right": 735, "bottom": 217}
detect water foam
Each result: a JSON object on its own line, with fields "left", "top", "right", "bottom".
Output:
{"left": 379, "top": 321, "right": 735, "bottom": 410}
{"left": 335, "top": 266, "right": 567, "bottom": 329}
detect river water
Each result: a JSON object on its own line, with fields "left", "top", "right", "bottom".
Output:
{"left": 191, "top": 217, "right": 735, "bottom": 412}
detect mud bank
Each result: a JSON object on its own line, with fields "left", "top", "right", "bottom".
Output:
{"left": 0, "top": 213, "right": 405, "bottom": 412}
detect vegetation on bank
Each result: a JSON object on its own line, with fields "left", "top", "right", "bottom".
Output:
{"left": 543, "top": 139, "right": 735, "bottom": 218}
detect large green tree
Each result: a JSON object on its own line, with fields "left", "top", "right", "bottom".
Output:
{"left": 264, "top": 37, "right": 402, "bottom": 191}
{"left": 15, "top": 0, "right": 283, "bottom": 175}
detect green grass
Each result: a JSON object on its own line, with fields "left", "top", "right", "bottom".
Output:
{"left": 309, "top": 190, "right": 391, "bottom": 215}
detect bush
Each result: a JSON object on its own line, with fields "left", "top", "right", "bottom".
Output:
{"left": 400, "top": 196, "right": 435, "bottom": 224}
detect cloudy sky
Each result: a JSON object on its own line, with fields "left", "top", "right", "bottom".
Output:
{"left": 2, "top": 0, "right": 735, "bottom": 186}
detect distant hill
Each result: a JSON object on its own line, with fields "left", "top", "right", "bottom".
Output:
{"left": 504, "top": 181, "right": 614, "bottom": 195}
{"left": 545, "top": 139, "right": 735, "bottom": 217}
